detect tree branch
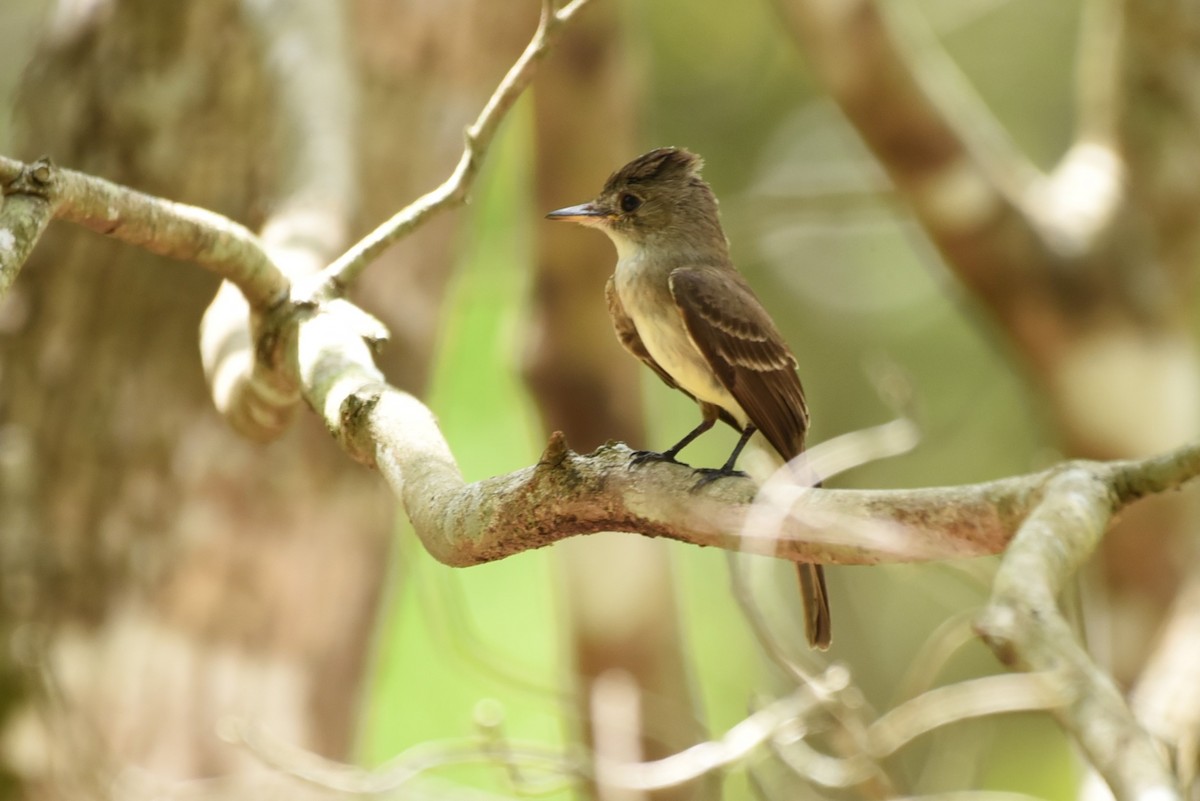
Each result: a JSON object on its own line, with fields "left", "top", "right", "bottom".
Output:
{"left": 593, "top": 677, "right": 818, "bottom": 792}
{"left": 5, "top": 0, "right": 595, "bottom": 446}
{"left": 306, "top": 0, "right": 593, "bottom": 296}
{"left": 228, "top": 717, "right": 577, "bottom": 796}
{"left": 199, "top": 0, "right": 359, "bottom": 440}
{"left": 292, "top": 296, "right": 1200, "bottom": 567}
{"left": 976, "top": 469, "right": 1182, "bottom": 801}
{"left": 0, "top": 154, "right": 288, "bottom": 310}
{"left": 0, "top": 159, "right": 55, "bottom": 300}
{"left": 206, "top": 0, "right": 593, "bottom": 441}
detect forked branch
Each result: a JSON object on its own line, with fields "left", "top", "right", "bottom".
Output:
{"left": 977, "top": 470, "right": 1181, "bottom": 800}
{"left": 307, "top": 0, "right": 594, "bottom": 295}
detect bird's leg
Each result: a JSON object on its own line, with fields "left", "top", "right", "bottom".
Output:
{"left": 629, "top": 418, "right": 715, "bottom": 468}
{"left": 691, "top": 425, "right": 755, "bottom": 489}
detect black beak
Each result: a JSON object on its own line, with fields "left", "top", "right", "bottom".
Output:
{"left": 545, "top": 203, "right": 608, "bottom": 222}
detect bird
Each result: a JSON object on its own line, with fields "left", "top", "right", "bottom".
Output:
{"left": 546, "top": 147, "right": 831, "bottom": 649}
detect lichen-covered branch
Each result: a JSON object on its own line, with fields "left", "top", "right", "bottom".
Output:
{"left": 976, "top": 470, "right": 1182, "bottom": 801}
{"left": 199, "top": 0, "right": 359, "bottom": 441}
{"left": 308, "top": 0, "right": 593, "bottom": 295}
{"left": 0, "top": 154, "right": 288, "bottom": 310}
{"left": 0, "top": 160, "right": 55, "bottom": 299}
{"left": 292, "top": 296, "right": 1200, "bottom": 567}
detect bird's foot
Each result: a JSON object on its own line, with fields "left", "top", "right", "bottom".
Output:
{"left": 629, "top": 450, "right": 688, "bottom": 469}
{"left": 690, "top": 465, "right": 749, "bottom": 490}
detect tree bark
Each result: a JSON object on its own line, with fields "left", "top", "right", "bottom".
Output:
{"left": 0, "top": 0, "right": 528, "bottom": 796}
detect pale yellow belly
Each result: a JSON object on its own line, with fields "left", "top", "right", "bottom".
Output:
{"left": 617, "top": 275, "right": 747, "bottom": 426}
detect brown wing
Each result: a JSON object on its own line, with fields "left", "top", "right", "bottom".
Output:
{"left": 606, "top": 275, "right": 685, "bottom": 393}
{"left": 668, "top": 265, "right": 810, "bottom": 460}
{"left": 671, "top": 266, "right": 828, "bottom": 647}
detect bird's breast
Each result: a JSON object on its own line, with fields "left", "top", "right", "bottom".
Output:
{"left": 614, "top": 257, "right": 746, "bottom": 424}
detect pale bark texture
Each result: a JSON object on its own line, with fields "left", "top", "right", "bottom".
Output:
{"left": 0, "top": 0, "right": 525, "bottom": 797}
{"left": 1, "top": 3, "right": 381, "bottom": 797}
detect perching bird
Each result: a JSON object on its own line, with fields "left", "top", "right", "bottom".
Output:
{"left": 546, "top": 147, "right": 831, "bottom": 649}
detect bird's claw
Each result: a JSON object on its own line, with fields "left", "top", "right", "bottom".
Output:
{"left": 629, "top": 450, "right": 687, "bottom": 469}
{"left": 690, "top": 466, "right": 749, "bottom": 491}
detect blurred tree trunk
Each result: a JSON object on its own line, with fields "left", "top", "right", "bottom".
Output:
{"left": 0, "top": 0, "right": 527, "bottom": 797}
{"left": 775, "top": 0, "right": 1200, "bottom": 681}
{"left": 527, "top": 6, "right": 715, "bottom": 800}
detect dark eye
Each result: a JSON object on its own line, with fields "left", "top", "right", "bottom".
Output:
{"left": 619, "top": 193, "right": 642, "bottom": 213}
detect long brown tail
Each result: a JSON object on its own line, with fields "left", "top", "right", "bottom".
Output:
{"left": 797, "top": 563, "right": 832, "bottom": 650}
{"left": 744, "top": 435, "right": 832, "bottom": 649}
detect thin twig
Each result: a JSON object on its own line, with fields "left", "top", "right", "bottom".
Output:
{"left": 308, "top": 0, "right": 594, "bottom": 295}
{"left": 594, "top": 688, "right": 818, "bottom": 791}
{"left": 728, "top": 556, "right": 898, "bottom": 797}
{"left": 889, "top": 608, "right": 981, "bottom": 707}
{"left": 867, "top": 672, "right": 1073, "bottom": 758}
{"left": 770, "top": 734, "right": 882, "bottom": 791}
{"left": 475, "top": 700, "right": 577, "bottom": 795}
{"left": 228, "top": 718, "right": 580, "bottom": 795}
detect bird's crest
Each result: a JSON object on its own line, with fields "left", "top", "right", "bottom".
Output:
{"left": 602, "top": 147, "right": 704, "bottom": 193}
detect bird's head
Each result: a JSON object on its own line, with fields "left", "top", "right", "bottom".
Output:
{"left": 546, "top": 147, "right": 726, "bottom": 258}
